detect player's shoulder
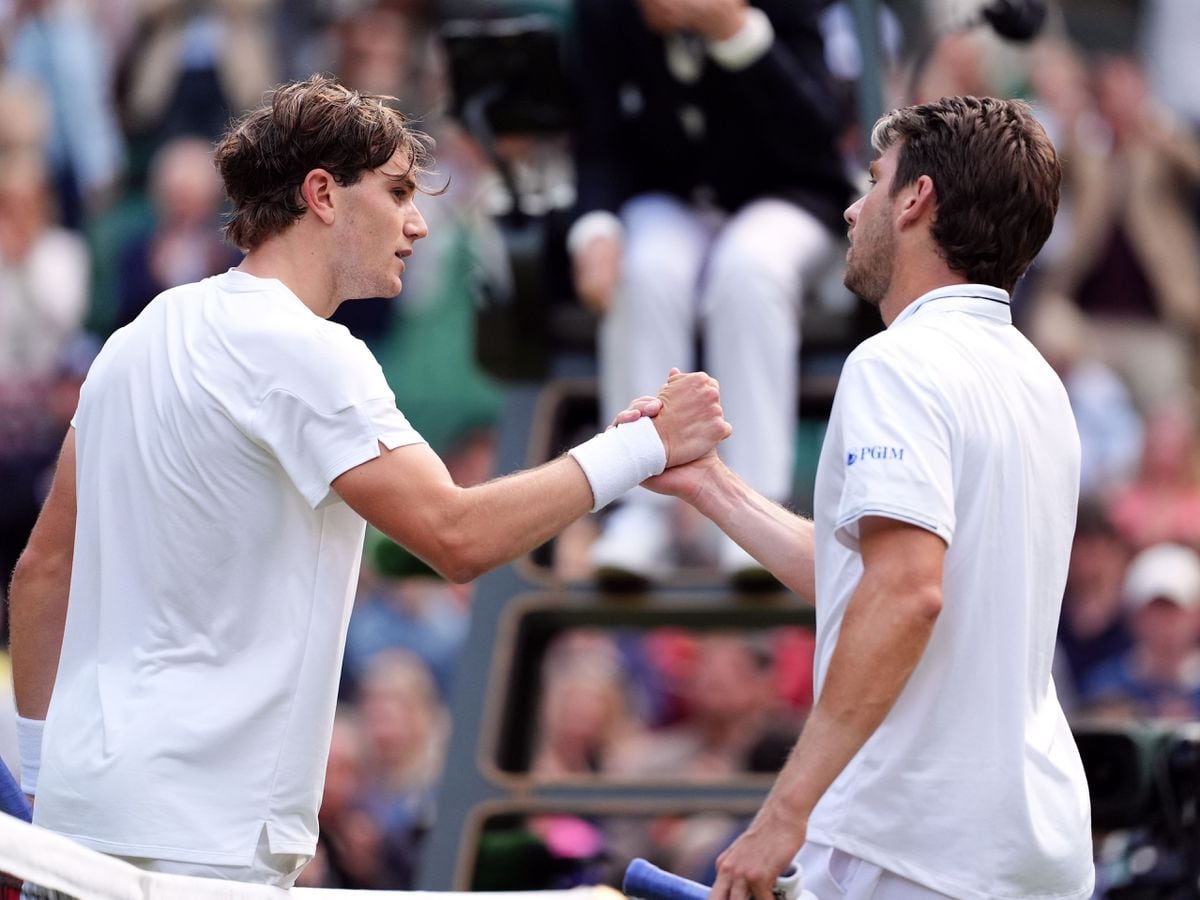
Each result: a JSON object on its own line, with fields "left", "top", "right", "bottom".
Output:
{"left": 212, "top": 274, "right": 369, "bottom": 362}
{"left": 844, "top": 323, "right": 935, "bottom": 371}
{"left": 200, "top": 274, "right": 389, "bottom": 406}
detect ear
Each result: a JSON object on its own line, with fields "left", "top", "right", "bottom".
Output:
{"left": 895, "top": 174, "right": 936, "bottom": 231}
{"left": 299, "top": 169, "right": 337, "bottom": 226}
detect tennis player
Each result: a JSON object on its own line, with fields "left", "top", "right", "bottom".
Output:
{"left": 8, "top": 76, "right": 731, "bottom": 887}
{"left": 627, "top": 97, "right": 1094, "bottom": 899}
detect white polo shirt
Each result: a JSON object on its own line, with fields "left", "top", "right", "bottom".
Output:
{"left": 35, "top": 271, "right": 424, "bottom": 865}
{"left": 806, "top": 285, "right": 1094, "bottom": 900}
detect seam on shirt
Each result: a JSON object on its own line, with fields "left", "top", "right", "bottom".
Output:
{"left": 836, "top": 503, "right": 953, "bottom": 541}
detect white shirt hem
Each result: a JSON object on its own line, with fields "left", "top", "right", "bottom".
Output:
{"left": 806, "top": 828, "right": 1095, "bottom": 900}
{"left": 49, "top": 830, "right": 266, "bottom": 867}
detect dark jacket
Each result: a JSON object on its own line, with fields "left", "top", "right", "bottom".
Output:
{"left": 571, "top": 0, "right": 853, "bottom": 232}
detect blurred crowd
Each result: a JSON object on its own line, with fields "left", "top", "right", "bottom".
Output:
{"left": 0, "top": 0, "right": 1199, "bottom": 892}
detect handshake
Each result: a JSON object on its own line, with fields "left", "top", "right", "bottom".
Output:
{"left": 568, "top": 368, "right": 733, "bottom": 513}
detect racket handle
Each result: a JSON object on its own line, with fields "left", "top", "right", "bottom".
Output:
{"left": 622, "top": 858, "right": 818, "bottom": 900}
{"left": 623, "top": 859, "right": 708, "bottom": 900}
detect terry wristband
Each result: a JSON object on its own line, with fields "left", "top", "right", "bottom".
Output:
{"left": 16, "top": 715, "right": 44, "bottom": 796}
{"left": 569, "top": 416, "right": 667, "bottom": 511}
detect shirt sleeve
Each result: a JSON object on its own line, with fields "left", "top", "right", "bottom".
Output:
{"left": 250, "top": 334, "right": 425, "bottom": 509}
{"left": 831, "top": 353, "right": 956, "bottom": 550}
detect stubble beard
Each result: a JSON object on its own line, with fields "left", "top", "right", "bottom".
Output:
{"left": 843, "top": 220, "right": 894, "bottom": 308}
{"left": 332, "top": 251, "right": 401, "bottom": 304}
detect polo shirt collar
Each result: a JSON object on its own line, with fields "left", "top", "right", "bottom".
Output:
{"left": 889, "top": 283, "right": 1011, "bottom": 329}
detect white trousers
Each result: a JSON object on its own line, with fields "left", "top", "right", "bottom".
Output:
{"left": 601, "top": 193, "right": 833, "bottom": 508}
{"left": 796, "top": 843, "right": 954, "bottom": 900}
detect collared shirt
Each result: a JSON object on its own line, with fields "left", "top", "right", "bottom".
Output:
{"left": 807, "top": 285, "right": 1094, "bottom": 900}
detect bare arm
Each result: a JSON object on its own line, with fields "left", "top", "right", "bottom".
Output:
{"left": 10, "top": 429, "right": 77, "bottom": 720}
{"left": 709, "top": 517, "right": 945, "bottom": 900}
{"left": 645, "top": 454, "right": 815, "bottom": 601}
{"left": 335, "top": 445, "right": 594, "bottom": 584}
{"left": 334, "top": 372, "right": 729, "bottom": 583}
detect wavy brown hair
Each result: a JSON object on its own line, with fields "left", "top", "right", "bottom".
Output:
{"left": 214, "top": 75, "right": 434, "bottom": 251}
{"left": 872, "top": 96, "right": 1060, "bottom": 293}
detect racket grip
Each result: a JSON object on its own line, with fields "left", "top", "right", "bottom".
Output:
{"left": 623, "top": 858, "right": 709, "bottom": 900}
{"left": 622, "top": 858, "right": 818, "bottom": 900}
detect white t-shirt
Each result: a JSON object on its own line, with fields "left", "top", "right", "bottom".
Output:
{"left": 806, "top": 285, "right": 1094, "bottom": 900}
{"left": 34, "top": 270, "right": 424, "bottom": 865}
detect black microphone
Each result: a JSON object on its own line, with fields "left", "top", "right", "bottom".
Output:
{"left": 981, "top": 0, "right": 1047, "bottom": 42}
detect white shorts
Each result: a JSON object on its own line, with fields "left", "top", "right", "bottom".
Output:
{"left": 113, "top": 826, "right": 310, "bottom": 888}
{"left": 796, "top": 844, "right": 954, "bottom": 900}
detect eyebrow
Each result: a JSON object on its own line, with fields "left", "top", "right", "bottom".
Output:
{"left": 381, "top": 171, "right": 417, "bottom": 188}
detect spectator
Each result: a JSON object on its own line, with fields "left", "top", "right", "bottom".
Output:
{"left": 1107, "top": 400, "right": 1200, "bottom": 552}
{"left": 531, "top": 632, "right": 634, "bottom": 777}
{"left": 608, "top": 633, "right": 786, "bottom": 780}
{"left": 298, "top": 707, "right": 393, "bottom": 888}
{"left": 1055, "top": 501, "right": 1134, "bottom": 709}
{"left": 0, "top": 74, "right": 87, "bottom": 381}
{"left": 1080, "top": 543, "right": 1200, "bottom": 720}
{"left": 113, "top": 136, "right": 240, "bottom": 329}
{"left": 569, "top": 0, "right": 851, "bottom": 583}
{"left": 331, "top": 0, "right": 439, "bottom": 109}
{"left": 603, "top": 634, "right": 789, "bottom": 883}
{"left": 0, "top": 74, "right": 88, "bottom": 591}
{"left": 342, "top": 553, "right": 469, "bottom": 702}
{"left": 1140, "top": 0, "right": 1200, "bottom": 132}
{"left": 3, "top": 0, "right": 126, "bottom": 225}
{"left": 1027, "top": 297, "right": 1143, "bottom": 499}
{"left": 358, "top": 649, "right": 449, "bottom": 887}
{"left": 1035, "top": 55, "right": 1200, "bottom": 412}
{"left": 116, "top": 0, "right": 277, "bottom": 177}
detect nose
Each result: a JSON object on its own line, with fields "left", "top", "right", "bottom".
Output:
{"left": 844, "top": 196, "right": 863, "bottom": 228}
{"left": 406, "top": 201, "right": 429, "bottom": 241}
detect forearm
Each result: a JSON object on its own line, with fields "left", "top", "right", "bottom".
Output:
{"left": 765, "top": 572, "right": 940, "bottom": 826}
{"left": 433, "top": 456, "right": 596, "bottom": 582}
{"left": 10, "top": 431, "right": 77, "bottom": 720}
{"left": 9, "top": 556, "right": 71, "bottom": 719}
{"left": 345, "top": 422, "right": 665, "bottom": 583}
{"left": 689, "top": 462, "right": 815, "bottom": 600}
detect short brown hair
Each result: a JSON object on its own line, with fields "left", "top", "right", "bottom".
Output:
{"left": 214, "top": 75, "right": 433, "bottom": 251}
{"left": 871, "top": 96, "right": 1060, "bottom": 293}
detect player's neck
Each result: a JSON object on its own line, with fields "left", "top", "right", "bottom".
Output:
{"left": 238, "top": 237, "right": 339, "bottom": 319}
{"left": 879, "top": 259, "right": 970, "bottom": 327}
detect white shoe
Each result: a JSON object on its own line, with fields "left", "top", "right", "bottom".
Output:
{"left": 590, "top": 504, "right": 672, "bottom": 587}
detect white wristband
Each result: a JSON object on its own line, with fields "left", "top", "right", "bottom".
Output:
{"left": 568, "top": 416, "right": 667, "bottom": 511}
{"left": 16, "top": 715, "right": 44, "bottom": 796}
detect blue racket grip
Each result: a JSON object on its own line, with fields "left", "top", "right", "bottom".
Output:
{"left": 623, "top": 858, "right": 709, "bottom": 900}
{"left": 0, "top": 759, "right": 32, "bottom": 823}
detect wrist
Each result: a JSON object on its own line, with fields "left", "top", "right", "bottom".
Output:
{"left": 569, "top": 417, "right": 667, "bottom": 511}
{"left": 707, "top": 6, "right": 773, "bottom": 70}
{"left": 16, "top": 715, "right": 44, "bottom": 796}
{"left": 703, "top": 6, "right": 747, "bottom": 41}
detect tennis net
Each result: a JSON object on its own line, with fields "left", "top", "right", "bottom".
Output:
{"left": 0, "top": 813, "right": 624, "bottom": 900}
